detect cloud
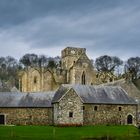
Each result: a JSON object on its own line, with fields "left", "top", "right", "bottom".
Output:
{"left": 0, "top": 0, "right": 140, "bottom": 60}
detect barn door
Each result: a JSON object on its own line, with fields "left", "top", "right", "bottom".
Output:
{"left": 0, "top": 115, "right": 5, "bottom": 125}
{"left": 127, "top": 115, "right": 133, "bottom": 124}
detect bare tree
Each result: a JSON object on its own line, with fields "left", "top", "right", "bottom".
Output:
{"left": 20, "top": 53, "right": 38, "bottom": 67}
{"left": 38, "top": 55, "right": 48, "bottom": 67}
{"left": 95, "top": 55, "right": 123, "bottom": 72}
{"left": 126, "top": 57, "right": 140, "bottom": 80}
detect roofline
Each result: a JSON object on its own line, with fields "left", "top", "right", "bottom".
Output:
{"left": 69, "top": 52, "right": 93, "bottom": 70}
{"left": 0, "top": 106, "right": 53, "bottom": 108}
{"left": 72, "top": 88, "right": 84, "bottom": 103}
{"left": 57, "top": 88, "right": 71, "bottom": 103}
{"left": 83, "top": 103, "right": 138, "bottom": 105}
{"left": 62, "top": 46, "right": 86, "bottom": 50}
{"left": 57, "top": 87, "right": 84, "bottom": 103}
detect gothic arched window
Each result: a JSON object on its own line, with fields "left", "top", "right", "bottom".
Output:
{"left": 82, "top": 71, "right": 86, "bottom": 85}
{"left": 34, "top": 76, "right": 37, "bottom": 84}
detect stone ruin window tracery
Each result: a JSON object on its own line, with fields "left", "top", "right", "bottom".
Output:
{"left": 34, "top": 76, "right": 37, "bottom": 84}
{"left": 82, "top": 71, "right": 86, "bottom": 85}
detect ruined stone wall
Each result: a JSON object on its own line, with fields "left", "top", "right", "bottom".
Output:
{"left": 21, "top": 68, "right": 42, "bottom": 92}
{"left": 53, "top": 89, "right": 83, "bottom": 125}
{"left": 21, "top": 72, "right": 27, "bottom": 92}
{"left": 0, "top": 108, "right": 53, "bottom": 125}
{"left": 61, "top": 56, "right": 79, "bottom": 70}
{"left": 29, "top": 69, "right": 41, "bottom": 92}
{"left": 61, "top": 47, "right": 86, "bottom": 70}
{"left": 43, "top": 70, "right": 54, "bottom": 91}
{"left": 20, "top": 47, "right": 97, "bottom": 92}
{"left": 83, "top": 104, "right": 137, "bottom": 125}
{"left": 70, "top": 67, "right": 96, "bottom": 85}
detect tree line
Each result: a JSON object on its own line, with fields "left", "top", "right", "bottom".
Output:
{"left": 0, "top": 53, "right": 140, "bottom": 88}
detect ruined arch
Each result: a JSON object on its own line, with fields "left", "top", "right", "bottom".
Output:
{"left": 43, "top": 70, "right": 54, "bottom": 91}
{"left": 30, "top": 69, "right": 41, "bottom": 92}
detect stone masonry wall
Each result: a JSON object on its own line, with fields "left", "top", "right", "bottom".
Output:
{"left": 21, "top": 72, "right": 27, "bottom": 92}
{"left": 53, "top": 88, "right": 83, "bottom": 125}
{"left": 70, "top": 66, "right": 96, "bottom": 85}
{"left": 61, "top": 47, "right": 86, "bottom": 70}
{"left": 20, "top": 47, "right": 97, "bottom": 92}
{"left": 0, "top": 108, "right": 53, "bottom": 125}
{"left": 83, "top": 104, "right": 137, "bottom": 125}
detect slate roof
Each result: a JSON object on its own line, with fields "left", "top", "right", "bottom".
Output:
{"left": 102, "top": 79, "right": 140, "bottom": 101}
{"left": 11, "top": 87, "right": 20, "bottom": 93}
{"left": 52, "top": 84, "right": 137, "bottom": 105}
{"left": 0, "top": 84, "right": 137, "bottom": 107}
{"left": 0, "top": 91, "right": 55, "bottom": 107}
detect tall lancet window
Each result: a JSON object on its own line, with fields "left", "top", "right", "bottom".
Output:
{"left": 82, "top": 71, "right": 86, "bottom": 85}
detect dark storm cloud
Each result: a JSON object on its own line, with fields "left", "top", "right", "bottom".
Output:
{"left": 0, "top": 0, "right": 137, "bottom": 27}
{"left": 0, "top": 0, "right": 94, "bottom": 27}
{"left": 0, "top": 0, "right": 140, "bottom": 60}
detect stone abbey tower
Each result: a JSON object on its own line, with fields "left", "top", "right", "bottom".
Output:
{"left": 19, "top": 47, "right": 96, "bottom": 92}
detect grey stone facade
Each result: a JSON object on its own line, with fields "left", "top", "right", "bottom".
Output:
{"left": 83, "top": 104, "right": 137, "bottom": 125}
{"left": 0, "top": 108, "right": 53, "bottom": 125}
{"left": 52, "top": 85, "right": 138, "bottom": 126}
{"left": 53, "top": 88, "right": 83, "bottom": 125}
{"left": 0, "top": 84, "right": 138, "bottom": 126}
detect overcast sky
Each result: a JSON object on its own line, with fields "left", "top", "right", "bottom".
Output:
{"left": 0, "top": 0, "right": 140, "bottom": 60}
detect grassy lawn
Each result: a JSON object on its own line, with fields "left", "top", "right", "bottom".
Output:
{"left": 0, "top": 125, "right": 140, "bottom": 140}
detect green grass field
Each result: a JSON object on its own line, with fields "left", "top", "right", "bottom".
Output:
{"left": 0, "top": 125, "right": 140, "bottom": 140}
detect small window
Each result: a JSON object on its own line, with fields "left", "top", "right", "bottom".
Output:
{"left": 94, "top": 106, "right": 98, "bottom": 111}
{"left": 119, "top": 107, "right": 122, "bottom": 111}
{"left": 69, "top": 112, "right": 73, "bottom": 118}
{"left": 73, "top": 61, "right": 75, "bottom": 63}
{"left": 34, "top": 76, "right": 37, "bottom": 84}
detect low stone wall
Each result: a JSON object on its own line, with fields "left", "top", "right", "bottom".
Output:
{"left": 0, "top": 108, "right": 53, "bottom": 125}
{"left": 83, "top": 104, "right": 137, "bottom": 125}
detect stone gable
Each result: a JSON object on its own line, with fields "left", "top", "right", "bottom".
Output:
{"left": 53, "top": 88, "right": 83, "bottom": 125}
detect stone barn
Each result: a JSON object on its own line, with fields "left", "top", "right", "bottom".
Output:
{"left": 52, "top": 85, "right": 138, "bottom": 126}
{"left": 0, "top": 84, "right": 138, "bottom": 126}
{"left": 0, "top": 92, "right": 55, "bottom": 125}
